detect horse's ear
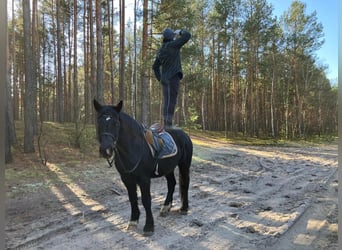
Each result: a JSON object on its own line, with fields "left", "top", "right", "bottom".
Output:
{"left": 93, "top": 99, "right": 102, "bottom": 112}
{"left": 114, "top": 100, "right": 123, "bottom": 113}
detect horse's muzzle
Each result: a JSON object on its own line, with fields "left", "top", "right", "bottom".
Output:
{"left": 100, "top": 147, "right": 114, "bottom": 159}
{"left": 99, "top": 141, "right": 117, "bottom": 159}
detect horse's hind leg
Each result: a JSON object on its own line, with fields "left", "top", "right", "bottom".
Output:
{"left": 160, "top": 172, "right": 176, "bottom": 217}
{"left": 178, "top": 163, "right": 190, "bottom": 214}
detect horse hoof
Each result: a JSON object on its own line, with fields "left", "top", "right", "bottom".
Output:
{"left": 160, "top": 204, "right": 172, "bottom": 217}
{"left": 127, "top": 220, "right": 138, "bottom": 230}
{"left": 179, "top": 209, "right": 188, "bottom": 215}
{"left": 143, "top": 224, "right": 154, "bottom": 236}
{"left": 143, "top": 230, "right": 154, "bottom": 237}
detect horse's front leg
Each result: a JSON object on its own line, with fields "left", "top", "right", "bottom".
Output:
{"left": 139, "top": 178, "right": 154, "bottom": 236}
{"left": 160, "top": 172, "right": 176, "bottom": 217}
{"left": 121, "top": 175, "right": 140, "bottom": 229}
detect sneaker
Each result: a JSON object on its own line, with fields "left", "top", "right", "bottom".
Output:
{"left": 165, "top": 125, "right": 182, "bottom": 130}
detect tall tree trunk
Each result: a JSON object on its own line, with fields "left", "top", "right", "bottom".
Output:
{"left": 83, "top": 0, "right": 90, "bottom": 123}
{"left": 32, "top": 0, "right": 38, "bottom": 130}
{"left": 131, "top": 0, "right": 137, "bottom": 118}
{"left": 119, "top": 0, "right": 125, "bottom": 102}
{"left": 223, "top": 41, "right": 228, "bottom": 138}
{"left": 11, "top": 0, "right": 19, "bottom": 121}
{"left": 52, "top": 6, "right": 57, "bottom": 121}
{"left": 1, "top": 1, "right": 7, "bottom": 246}
{"left": 56, "top": 0, "right": 64, "bottom": 123}
{"left": 232, "top": 15, "right": 238, "bottom": 135}
{"left": 107, "top": 0, "right": 115, "bottom": 104}
{"left": 242, "top": 80, "right": 248, "bottom": 136}
{"left": 284, "top": 76, "right": 289, "bottom": 139}
{"left": 210, "top": 35, "right": 215, "bottom": 130}
{"left": 181, "top": 84, "right": 187, "bottom": 126}
{"left": 63, "top": 40, "right": 68, "bottom": 121}
{"left": 67, "top": 20, "right": 72, "bottom": 122}
{"left": 254, "top": 47, "right": 259, "bottom": 137}
{"left": 23, "top": 0, "right": 35, "bottom": 152}
{"left": 73, "top": 0, "right": 79, "bottom": 123}
{"left": 6, "top": 80, "right": 15, "bottom": 162}
{"left": 201, "top": 91, "right": 206, "bottom": 130}
{"left": 270, "top": 50, "right": 276, "bottom": 138}
{"left": 140, "top": 0, "right": 148, "bottom": 124}
{"left": 6, "top": 34, "right": 15, "bottom": 163}
{"left": 96, "top": 0, "right": 104, "bottom": 103}
{"left": 40, "top": 13, "right": 47, "bottom": 121}
{"left": 89, "top": 0, "right": 96, "bottom": 122}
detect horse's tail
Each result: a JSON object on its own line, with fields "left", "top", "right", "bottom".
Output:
{"left": 184, "top": 134, "right": 193, "bottom": 167}
{"left": 178, "top": 133, "right": 192, "bottom": 212}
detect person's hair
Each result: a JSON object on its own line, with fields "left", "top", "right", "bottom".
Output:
{"left": 163, "top": 28, "right": 174, "bottom": 41}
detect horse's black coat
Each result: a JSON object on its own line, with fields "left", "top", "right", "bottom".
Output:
{"left": 94, "top": 99, "right": 193, "bottom": 235}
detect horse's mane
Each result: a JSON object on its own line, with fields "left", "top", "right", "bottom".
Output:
{"left": 119, "top": 112, "right": 144, "bottom": 132}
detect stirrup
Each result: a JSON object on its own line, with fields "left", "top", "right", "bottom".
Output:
{"left": 150, "top": 123, "right": 164, "bottom": 133}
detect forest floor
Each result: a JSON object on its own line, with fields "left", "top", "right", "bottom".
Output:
{"left": 5, "top": 124, "right": 338, "bottom": 249}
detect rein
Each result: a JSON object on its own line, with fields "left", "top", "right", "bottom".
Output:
{"left": 103, "top": 124, "right": 145, "bottom": 174}
{"left": 106, "top": 155, "right": 115, "bottom": 168}
{"left": 113, "top": 147, "right": 143, "bottom": 173}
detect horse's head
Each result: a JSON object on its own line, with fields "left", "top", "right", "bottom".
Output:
{"left": 93, "top": 99, "right": 123, "bottom": 160}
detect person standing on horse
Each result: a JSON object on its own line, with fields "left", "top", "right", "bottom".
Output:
{"left": 153, "top": 28, "right": 191, "bottom": 128}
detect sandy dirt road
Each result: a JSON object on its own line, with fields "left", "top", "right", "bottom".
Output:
{"left": 5, "top": 135, "right": 338, "bottom": 249}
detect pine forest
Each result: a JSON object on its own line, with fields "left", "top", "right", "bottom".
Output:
{"left": 5, "top": 0, "right": 338, "bottom": 160}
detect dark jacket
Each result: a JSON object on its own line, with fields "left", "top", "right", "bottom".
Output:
{"left": 153, "top": 30, "right": 191, "bottom": 83}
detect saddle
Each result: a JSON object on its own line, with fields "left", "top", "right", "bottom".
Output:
{"left": 144, "top": 123, "right": 177, "bottom": 159}
{"left": 145, "top": 123, "right": 164, "bottom": 150}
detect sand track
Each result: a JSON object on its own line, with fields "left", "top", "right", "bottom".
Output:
{"left": 6, "top": 138, "right": 338, "bottom": 249}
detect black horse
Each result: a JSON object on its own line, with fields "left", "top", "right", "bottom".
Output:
{"left": 93, "top": 99, "right": 193, "bottom": 236}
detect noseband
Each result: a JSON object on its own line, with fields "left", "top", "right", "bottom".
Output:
{"left": 101, "top": 132, "right": 117, "bottom": 146}
{"left": 100, "top": 132, "right": 117, "bottom": 168}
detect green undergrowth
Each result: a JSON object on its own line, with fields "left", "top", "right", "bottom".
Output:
{"left": 14, "top": 120, "right": 98, "bottom": 156}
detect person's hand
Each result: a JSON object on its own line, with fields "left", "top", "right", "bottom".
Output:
{"left": 174, "top": 29, "right": 182, "bottom": 36}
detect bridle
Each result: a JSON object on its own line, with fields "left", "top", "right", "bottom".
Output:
{"left": 99, "top": 115, "right": 144, "bottom": 174}
{"left": 100, "top": 132, "right": 117, "bottom": 168}
{"left": 102, "top": 131, "right": 144, "bottom": 174}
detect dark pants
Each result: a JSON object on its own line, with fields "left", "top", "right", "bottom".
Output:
{"left": 161, "top": 74, "right": 180, "bottom": 126}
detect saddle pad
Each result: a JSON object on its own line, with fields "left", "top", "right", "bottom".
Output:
{"left": 147, "top": 131, "right": 178, "bottom": 159}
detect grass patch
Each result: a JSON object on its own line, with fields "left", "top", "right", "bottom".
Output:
{"left": 6, "top": 167, "right": 47, "bottom": 181}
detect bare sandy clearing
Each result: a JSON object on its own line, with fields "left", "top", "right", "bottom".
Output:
{"left": 5, "top": 136, "right": 338, "bottom": 249}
